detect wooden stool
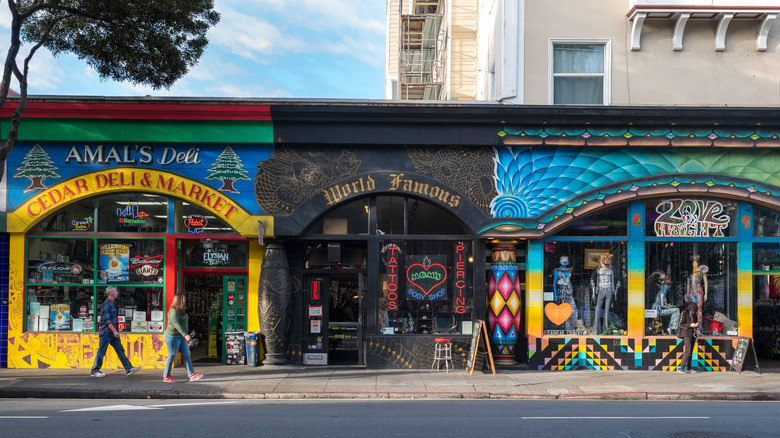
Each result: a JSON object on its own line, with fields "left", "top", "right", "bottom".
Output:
{"left": 432, "top": 337, "right": 453, "bottom": 372}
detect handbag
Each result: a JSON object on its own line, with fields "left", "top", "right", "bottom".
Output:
{"left": 186, "top": 331, "right": 199, "bottom": 350}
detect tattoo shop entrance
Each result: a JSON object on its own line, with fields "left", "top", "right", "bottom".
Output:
{"left": 303, "top": 273, "right": 366, "bottom": 365}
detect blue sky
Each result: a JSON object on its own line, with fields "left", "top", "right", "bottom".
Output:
{"left": 0, "top": 0, "right": 386, "bottom": 99}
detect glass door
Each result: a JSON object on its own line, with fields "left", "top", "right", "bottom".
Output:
{"left": 222, "top": 275, "right": 247, "bottom": 363}
{"left": 327, "top": 273, "right": 365, "bottom": 365}
{"left": 304, "top": 273, "right": 365, "bottom": 365}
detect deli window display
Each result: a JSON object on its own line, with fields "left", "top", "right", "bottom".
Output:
{"left": 25, "top": 237, "right": 166, "bottom": 333}
{"left": 24, "top": 192, "right": 169, "bottom": 333}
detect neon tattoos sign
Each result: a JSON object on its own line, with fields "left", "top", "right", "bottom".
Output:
{"left": 382, "top": 244, "right": 401, "bottom": 310}
{"left": 654, "top": 199, "right": 731, "bottom": 238}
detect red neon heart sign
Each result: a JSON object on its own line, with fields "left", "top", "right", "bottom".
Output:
{"left": 406, "top": 263, "right": 447, "bottom": 296}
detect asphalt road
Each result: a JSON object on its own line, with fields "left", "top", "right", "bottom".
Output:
{"left": 2, "top": 398, "right": 778, "bottom": 437}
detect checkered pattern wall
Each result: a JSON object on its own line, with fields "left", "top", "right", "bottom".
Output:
{"left": 529, "top": 336, "right": 737, "bottom": 371}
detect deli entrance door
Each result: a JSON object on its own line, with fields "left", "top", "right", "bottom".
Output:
{"left": 304, "top": 273, "right": 365, "bottom": 365}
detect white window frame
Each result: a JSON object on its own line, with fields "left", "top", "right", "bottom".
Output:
{"left": 549, "top": 39, "right": 611, "bottom": 105}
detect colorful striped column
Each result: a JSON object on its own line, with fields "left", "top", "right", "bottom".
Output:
{"left": 488, "top": 241, "right": 522, "bottom": 366}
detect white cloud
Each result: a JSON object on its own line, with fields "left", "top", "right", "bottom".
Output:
{"left": 1, "top": 1, "right": 386, "bottom": 99}
{"left": 211, "top": 0, "right": 384, "bottom": 66}
{"left": 0, "top": 6, "right": 10, "bottom": 31}
{"left": 210, "top": 8, "right": 308, "bottom": 61}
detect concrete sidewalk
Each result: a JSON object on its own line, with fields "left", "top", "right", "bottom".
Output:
{"left": 1, "top": 363, "right": 779, "bottom": 401}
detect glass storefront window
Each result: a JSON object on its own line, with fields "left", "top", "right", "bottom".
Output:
{"left": 26, "top": 285, "right": 95, "bottom": 332}
{"left": 25, "top": 236, "right": 165, "bottom": 333}
{"left": 377, "top": 239, "right": 474, "bottom": 335}
{"left": 543, "top": 241, "right": 627, "bottom": 335}
{"left": 376, "top": 196, "right": 405, "bottom": 235}
{"left": 305, "top": 197, "right": 369, "bottom": 235}
{"left": 753, "top": 243, "right": 780, "bottom": 356}
{"left": 754, "top": 207, "right": 780, "bottom": 238}
{"left": 97, "top": 193, "right": 168, "bottom": 233}
{"left": 27, "top": 237, "right": 95, "bottom": 284}
{"left": 407, "top": 198, "right": 470, "bottom": 235}
{"left": 644, "top": 198, "right": 737, "bottom": 238}
{"left": 95, "top": 286, "right": 165, "bottom": 333}
{"left": 97, "top": 239, "right": 165, "bottom": 284}
{"left": 182, "top": 241, "right": 248, "bottom": 268}
{"left": 645, "top": 242, "right": 737, "bottom": 336}
{"left": 554, "top": 205, "right": 628, "bottom": 237}
{"left": 30, "top": 198, "right": 96, "bottom": 232}
{"left": 305, "top": 242, "right": 366, "bottom": 270}
{"left": 174, "top": 199, "right": 238, "bottom": 234}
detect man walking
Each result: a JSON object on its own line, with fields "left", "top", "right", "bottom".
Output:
{"left": 90, "top": 286, "right": 141, "bottom": 377}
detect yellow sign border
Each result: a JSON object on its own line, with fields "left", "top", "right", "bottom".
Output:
{"left": 8, "top": 168, "right": 263, "bottom": 235}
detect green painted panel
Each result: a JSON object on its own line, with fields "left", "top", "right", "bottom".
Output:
{"left": 2, "top": 118, "right": 273, "bottom": 144}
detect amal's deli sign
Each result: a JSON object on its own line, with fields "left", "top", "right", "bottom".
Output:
{"left": 10, "top": 168, "right": 250, "bottom": 231}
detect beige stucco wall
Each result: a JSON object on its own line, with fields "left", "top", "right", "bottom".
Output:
{"left": 449, "top": 0, "right": 479, "bottom": 101}
{"left": 522, "top": 0, "right": 780, "bottom": 106}
{"left": 385, "top": 0, "right": 400, "bottom": 99}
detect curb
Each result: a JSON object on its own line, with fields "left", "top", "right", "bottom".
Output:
{"left": 4, "top": 387, "right": 780, "bottom": 401}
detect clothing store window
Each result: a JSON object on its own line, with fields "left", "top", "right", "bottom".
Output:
{"left": 543, "top": 241, "right": 627, "bottom": 335}
{"left": 554, "top": 205, "right": 628, "bottom": 237}
{"left": 643, "top": 198, "right": 739, "bottom": 336}
{"left": 754, "top": 207, "right": 780, "bottom": 237}
{"left": 645, "top": 242, "right": 737, "bottom": 336}
{"left": 754, "top": 241, "right": 780, "bottom": 356}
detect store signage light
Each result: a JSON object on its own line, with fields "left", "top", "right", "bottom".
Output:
{"left": 381, "top": 244, "right": 402, "bottom": 310}
{"left": 184, "top": 215, "right": 208, "bottom": 233}
{"left": 654, "top": 198, "right": 731, "bottom": 238}
{"left": 454, "top": 244, "right": 467, "bottom": 314}
{"left": 311, "top": 280, "right": 320, "bottom": 300}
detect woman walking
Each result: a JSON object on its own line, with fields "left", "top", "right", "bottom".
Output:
{"left": 163, "top": 295, "right": 204, "bottom": 383}
{"left": 677, "top": 301, "right": 701, "bottom": 373}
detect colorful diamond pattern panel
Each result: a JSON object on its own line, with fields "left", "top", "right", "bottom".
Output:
{"left": 531, "top": 337, "right": 734, "bottom": 371}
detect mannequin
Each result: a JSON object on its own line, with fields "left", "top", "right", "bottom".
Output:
{"left": 686, "top": 255, "right": 708, "bottom": 334}
{"left": 553, "top": 255, "right": 577, "bottom": 330}
{"left": 647, "top": 270, "right": 680, "bottom": 335}
{"left": 591, "top": 253, "right": 619, "bottom": 335}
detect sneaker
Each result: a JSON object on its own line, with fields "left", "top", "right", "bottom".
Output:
{"left": 188, "top": 373, "right": 204, "bottom": 382}
{"left": 688, "top": 368, "right": 700, "bottom": 374}
{"left": 126, "top": 366, "right": 141, "bottom": 376}
{"left": 676, "top": 368, "right": 686, "bottom": 373}
{"left": 163, "top": 376, "right": 178, "bottom": 383}
{"left": 91, "top": 371, "right": 106, "bottom": 378}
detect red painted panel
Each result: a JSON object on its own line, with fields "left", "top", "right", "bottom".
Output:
{"left": 1, "top": 101, "right": 272, "bottom": 121}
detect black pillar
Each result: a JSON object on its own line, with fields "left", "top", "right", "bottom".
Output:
{"left": 259, "top": 242, "right": 292, "bottom": 364}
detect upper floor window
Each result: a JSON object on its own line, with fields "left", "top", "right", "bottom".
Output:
{"left": 551, "top": 41, "right": 610, "bottom": 105}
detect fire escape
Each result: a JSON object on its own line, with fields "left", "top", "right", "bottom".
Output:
{"left": 399, "top": 1, "right": 447, "bottom": 100}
